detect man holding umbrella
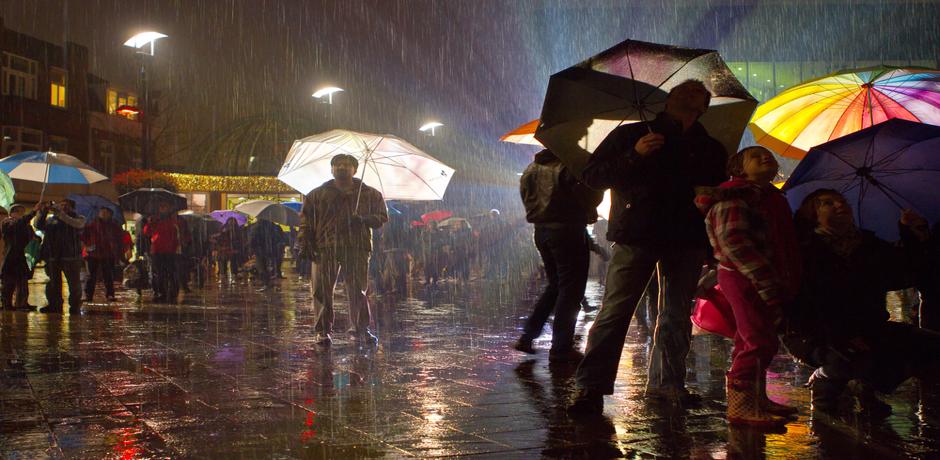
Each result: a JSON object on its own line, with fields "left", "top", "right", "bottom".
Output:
{"left": 36, "top": 199, "right": 86, "bottom": 314}
{"left": 569, "top": 80, "right": 728, "bottom": 415}
{"left": 298, "top": 154, "right": 388, "bottom": 346}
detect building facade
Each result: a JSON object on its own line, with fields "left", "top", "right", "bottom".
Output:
{"left": 0, "top": 16, "right": 141, "bottom": 176}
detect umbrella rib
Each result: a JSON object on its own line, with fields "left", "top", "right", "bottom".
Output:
{"left": 868, "top": 144, "right": 915, "bottom": 169}
{"left": 756, "top": 87, "right": 860, "bottom": 147}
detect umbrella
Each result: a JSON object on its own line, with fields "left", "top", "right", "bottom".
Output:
{"left": 66, "top": 194, "right": 125, "bottom": 224}
{"left": 501, "top": 119, "right": 544, "bottom": 146}
{"left": 119, "top": 188, "right": 188, "bottom": 215}
{"left": 0, "top": 170, "right": 13, "bottom": 212}
{"left": 282, "top": 201, "right": 303, "bottom": 213}
{"left": 750, "top": 66, "right": 940, "bottom": 160}
{"left": 534, "top": 39, "right": 757, "bottom": 173}
{"left": 783, "top": 119, "right": 940, "bottom": 241}
{"left": 0, "top": 151, "right": 117, "bottom": 202}
{"left": 209, "top": 210, "right": 247, "bottom": 226}
{"left": 278, "top": 129, "right": 455, "bottom": 201}
{"left": 234, "top": 199, "right": 301, "bottom": 227}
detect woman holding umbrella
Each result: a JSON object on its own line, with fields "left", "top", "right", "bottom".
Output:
{"left": 212, "top": 217, "right": 245, "bottom": 284}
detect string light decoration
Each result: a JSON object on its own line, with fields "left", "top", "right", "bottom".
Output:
{"left": 164, "top": 173, "right": 296, "bottom": 194}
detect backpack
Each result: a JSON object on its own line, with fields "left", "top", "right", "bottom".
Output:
{"left": 520, "top": 160, "right": 564, "bottom": 223}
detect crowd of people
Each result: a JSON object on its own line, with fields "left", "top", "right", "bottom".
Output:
{"left": 514, "top": 79, "right": 940, "bottom": 427}
{"left": 3, "top": 78, "right": 934, "bottom": 431}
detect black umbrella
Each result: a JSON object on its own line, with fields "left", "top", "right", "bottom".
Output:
{"left": 119, "top": 188, "right": 187, "bottom": 215}
{"left": 535, "top": 39, "right": 757, "bottom": 173}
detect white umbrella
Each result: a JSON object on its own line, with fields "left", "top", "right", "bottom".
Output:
{"left": 234, "top": 199, "right": 300, "bottom": 227}
{"left": 278, "top": 129, "right": 455, "bottom": 200}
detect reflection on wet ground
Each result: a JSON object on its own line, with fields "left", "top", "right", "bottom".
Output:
{"left": 1, "top": 274, "right": 938, "bottom": 458}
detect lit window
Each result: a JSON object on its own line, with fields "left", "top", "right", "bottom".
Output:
{"left": 107, "top": 88, "right": 139, "bottom": 120}
{"left": 50, "top": 67, "right": 67, "bottom": 108}
{"left": 2, "top": 52, "right": 38, "bottom": 99}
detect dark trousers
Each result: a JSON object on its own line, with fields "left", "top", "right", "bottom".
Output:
{"left": 256, "top": 252, "right": 273, "bottom": 286}
{"left": 85, "top": 257, "right": 116, "bottom": 299}
{"left": 151, "top": 253, "right": 179, "bottom": 301}
{"left": 45, "top": 259, "right": 83, "bottom": 310}
{"left": 1, "top": 274, "right": 29, "bottom": 309}
{"left": 521, "top": 226, "right": 590, "bottom": 352}
{"left": 576, "top": 242, "right": 704, "bottom": 394}
{"left": 218, "top": 256, "right": 238, "bottom": 277}
{"left": 311, "top": 248, "right": 372, "bottom": 335}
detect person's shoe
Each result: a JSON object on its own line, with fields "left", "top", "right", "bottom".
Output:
{"left": 567, "top": 389, "right": 604, "bottom": 417}
{"left": 68, "top": 306, "right": 81, "bottom": 314}
{"left": 548, "top": 348, "right": 584, "bottom": 363}
{"left": 106, "top": 295, "right": 117, "bottom": 302}
{"left": 314, "top": 333, "right": 333, "bottom": 346}
{"left": 580, "top": 298, "right": 598, "bottom": 312}
{"left": 726, "top": 377, "right": 787, "bottom": 427}
{"left": 646, "top": 386, "right": 703, "bottom": 407}
{"left": 358, "top": 331, "right": 379, "bottom": 345}
{"left": 808, "top": 369, "right": 845, "bottom": 415}
{"left": 39, "top": 305, "right": 63, "bottom": 314}
{"left": 512, "top": 337, "right": 536, "bottom": 354}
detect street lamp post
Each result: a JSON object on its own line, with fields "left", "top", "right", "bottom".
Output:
{"left": 312, "top": 86, "right": 344, "bottom": 126}
{"left": 124, "top": 32, "right": 167, "bottom": 170}
{"left": 419, "top": 121, "right": 444, "bottom": 137}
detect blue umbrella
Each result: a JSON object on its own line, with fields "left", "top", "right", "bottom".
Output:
{"left": 282, "top": 201, "right": 303, "bottom": 213}
{"left": 0, "top": 151, "right": 113, "bottom": 202}
{"left": 783, "top": 119, "right": 940, "bottom": 240}
{"left": 66, "top": 194, "right": 125, "bottom": 224}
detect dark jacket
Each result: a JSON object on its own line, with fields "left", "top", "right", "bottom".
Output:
{"left": 581, "top": 113, "right": 727, "bottom": 245}
{"left": 787, "top": 230, "right": 920, "bottom": 346}
{"left": 299, "top": 178, "right": 388, "bottom": 253}
{"left": 520, "top": 149, "right": 603, "bottom": 226}
{"left": 36, "top": 210, "right": 85, "bottom": 262}
{"left": 1, "top": 212, "right": 37, "bottom": 278}
{"left": 250, "top": 220, "right": 284, "bottom": 257}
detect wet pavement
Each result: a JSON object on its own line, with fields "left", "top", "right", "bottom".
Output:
{"left": 1, "top": 272, "right": 939, "bottom": 459}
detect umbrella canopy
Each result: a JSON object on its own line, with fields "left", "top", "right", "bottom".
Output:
{"left": 282, "top": 201, "right": 303, "bottom": 213}
{"left": 750, "top": 66, "right": 940, "bottom": 160}
{"left": 783, "top": 119, "right": 940, "bottom": 240}
{"left": 535, "top": 39, "right": 757, "bottom": 173}
{"left": 234, "top": 199, "right": 300, "bottom": 227}
{"left": 209, "top": 210, "right": 247, "bottom": 226}
{"left": 0, "top": 170, "right": 13, "bottom": 212}
{"left": 119, "top": 188, "right": 188, "bottom": 215}
{"left": 278, "top": 129, "right": 455, "bottom": 200}
{"left": 66, "top": 194, "right": 124, "bottom": 224}
{"left": 501, "top": 119, "right": 544, "bottom": 146}
{"left": 0, "top": 151, "right": 117, "bottom": 202}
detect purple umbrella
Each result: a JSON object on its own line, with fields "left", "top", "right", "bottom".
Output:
{"left": 210, "top": 210, "right": 247, "bottom": 226}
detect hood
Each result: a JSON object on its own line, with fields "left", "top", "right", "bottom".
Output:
{"left": 694, "top": 178, "right": 765, "bottom": 214}
{"left": 533, "top": 149, "right": 561, "bottom": 165}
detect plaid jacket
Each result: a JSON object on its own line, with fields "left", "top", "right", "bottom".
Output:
{"left": 695, "top": 179, "right": 800, "bottom": 305}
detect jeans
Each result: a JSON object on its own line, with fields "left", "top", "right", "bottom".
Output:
{"left": 311, "top": 248, "right": 372, "bottom": 335}
{"left": 85, "top": 257, "right": 116, "bottom": 299}
{"left": 521, "top": 225, "right": 590, "bottom": 352}
{"left": 576, "top": 242, "right": 704, "bottom": 394}
{"left": 45, "top": 259, "right": 83, "bottom": 310}
{"left": 719, "top": 269, "right": 779, "bottom": 381}
{"left": 151, "top": 253, "right": 179, "bottom": 301}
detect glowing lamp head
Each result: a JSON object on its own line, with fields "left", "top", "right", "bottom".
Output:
{"left": 116, "top": 105, "right": 140, "bottom": 117}
{"left": 124, "top": 32, "right": 168, "bottom": 55}
{"left": 419, "top": 121, "right": 444, "bottom": 136}
{"left": 312, "top": 87, "right": 344, "bottom": 102}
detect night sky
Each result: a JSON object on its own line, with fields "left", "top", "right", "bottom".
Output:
{"left": 3, "top": 0, "right": 938, "bottom": 208}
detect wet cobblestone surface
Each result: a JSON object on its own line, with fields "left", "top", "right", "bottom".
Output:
{"left": 1, "top": 274, "right": 938, "bottom": 459}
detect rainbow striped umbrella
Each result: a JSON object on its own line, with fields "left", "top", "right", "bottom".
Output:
{"left": 749, "top": 66, "right": 940, "bottom": 159}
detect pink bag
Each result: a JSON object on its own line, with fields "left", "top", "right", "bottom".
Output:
{"left": 692, "top": 283, "right": 737, "bottom": 338}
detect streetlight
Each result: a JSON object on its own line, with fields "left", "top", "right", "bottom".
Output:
{"left": 312, "top": 86, "right": 344, "bottom": 105}
{"left": 419, "top": 121, "right": 443, "bottom": 136}
{"left": 124, "top": 31, "right": 167, "bottom": 170}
